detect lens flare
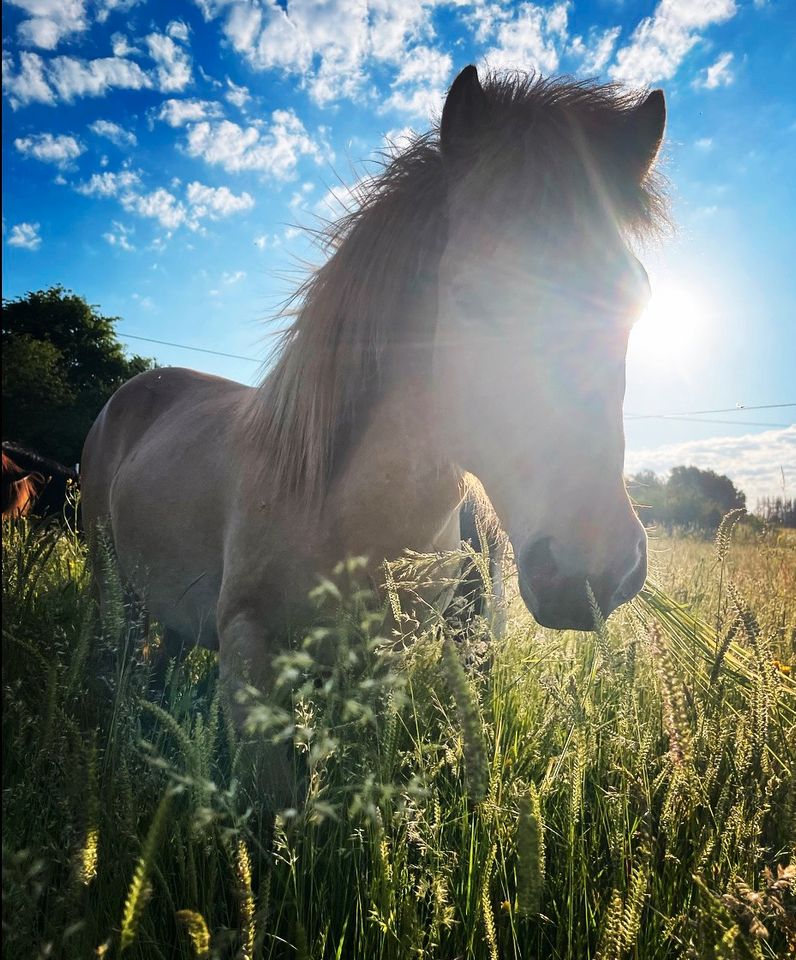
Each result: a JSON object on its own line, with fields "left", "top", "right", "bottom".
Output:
{"left": 628, "top": 281, "right": 708, "bottom": 369}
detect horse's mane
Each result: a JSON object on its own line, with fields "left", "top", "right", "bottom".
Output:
{"left": 248, "top": 71, "right": 668, "bottom": 501}
{"left": 1, "top": 441, "right": 76, "bottom": 478}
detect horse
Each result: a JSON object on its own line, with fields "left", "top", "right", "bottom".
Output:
{"left": 81, "top": 66, "right": 666, "bottom": 744}
{"left": 2, "top": 450, "right": 44, "bottom": 519}
{"left": 1, "top": 442, "right": 78, "bottom": 522}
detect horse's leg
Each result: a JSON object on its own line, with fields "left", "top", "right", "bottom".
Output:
{"left": 85, "top": 525, "right": 122, "bottom": 642}
{"left": 147, "top": 626, "right": 189, "bottom": 696}
{"left": 218, "top": 613, "right": 302, "bottom": 811}
{"left": 446, "top": 500, "right": 488, "bottom": 637}
{"left": 487, "top": 537, "right": 508, "bottom": 638}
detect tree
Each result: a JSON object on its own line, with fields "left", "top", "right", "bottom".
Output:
{"left": 2, "top": 286, "right": 154, "bottom": 464}
{"left": 755, "top": 496, "right": 796, "bottom": 528}
{"left": 627, "top": 465, "right": 746, "bottom": 534}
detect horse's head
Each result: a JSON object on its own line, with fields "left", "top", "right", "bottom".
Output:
{"left": 433, "top": 67, "right": 666, "bottom": 630}
{"left": 1, "top": 451, "right": 45, "bottom": 519}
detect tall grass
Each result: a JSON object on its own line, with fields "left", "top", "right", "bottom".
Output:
{"left": 2, "top": 518, "right": 794, "bottom": 958}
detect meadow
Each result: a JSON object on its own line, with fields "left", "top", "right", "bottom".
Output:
{"left": 2, "top": 514, "right": 794, "bottom": 959}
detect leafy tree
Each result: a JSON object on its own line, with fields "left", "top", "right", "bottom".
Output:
{"left": 666, "top": 465, "right": 746, "bottom": 530}
{"left": 2, "top": 286, "right": 154, "bottom": 464}
{"left": 628, "top": 465, "right": 746, "bottom": 534}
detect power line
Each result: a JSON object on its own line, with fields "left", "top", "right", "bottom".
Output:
{"left": 626, "top": 416, "right": 791, "bottom": 428}
{"left": 117, "top": 331, "right": 261, "bottom": 363}
{"left": 116, "top": 330, "right": 795, "bottom": 427}
{"left": 625, "top": 403, "right": 796, "bottom": 419}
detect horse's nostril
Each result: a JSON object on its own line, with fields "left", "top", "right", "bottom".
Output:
{"left": 609, "top": 549, "right": 647, "bottom": 612}
{"left": 519, "top": 536, "right": 558, "bottom": 586}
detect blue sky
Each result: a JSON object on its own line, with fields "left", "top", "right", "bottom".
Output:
{"left": 3, "top": 0, "right": 795, "bottom": 502}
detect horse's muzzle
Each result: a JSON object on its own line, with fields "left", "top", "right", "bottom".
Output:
{"left": 517, "top": 534, "right": 647, "bottom": 630}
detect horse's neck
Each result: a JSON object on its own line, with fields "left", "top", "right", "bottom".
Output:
{"left": 328, "top": 348, "right": 462, "bottom": 558}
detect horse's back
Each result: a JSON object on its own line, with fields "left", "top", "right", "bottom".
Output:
{"left": 82, "top": 367, "right": 246, "bottom": 521}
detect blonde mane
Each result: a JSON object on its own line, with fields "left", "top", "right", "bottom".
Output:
{"left": 248, "top": 71, "right": 668, "bottom": 500}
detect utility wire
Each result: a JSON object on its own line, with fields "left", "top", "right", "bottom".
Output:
{"left": 625, "top": 416, "right": 791, "bottom": 428}
{"left": 117, "top": 331, "right": 261, "bottom": 363}
{"left": 625, "top": 403, "right": 796, "bottom": 419}
{"left": 116, "top": 330, "right": 795, "bottom": 426}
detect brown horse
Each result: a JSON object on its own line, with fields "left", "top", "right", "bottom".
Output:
{"left": 2, "top": 451, "right": 44, "bottom": 519}
{"left": 1, "top": 442, "right": 78, "bottom": 522}
{"left": 81, "top": 66, "right": 666, "bottom": 724}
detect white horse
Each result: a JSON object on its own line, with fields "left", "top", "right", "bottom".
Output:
{"left": 82, "top": 66, "right": 666, "bottom": 730}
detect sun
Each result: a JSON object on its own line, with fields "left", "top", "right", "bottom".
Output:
{"left": 628, "top": 279, "right": 709, "bottom": 368}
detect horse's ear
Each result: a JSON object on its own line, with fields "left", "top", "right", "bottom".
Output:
{"left": 622, "top": 89, "right": 666, "bottom": 181}
{"left": 440, "top": 65, "right": 488, "bottom": 161}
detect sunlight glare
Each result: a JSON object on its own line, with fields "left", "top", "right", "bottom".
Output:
{"left": 628, "top": 280, "right": 709, "bottom": 369}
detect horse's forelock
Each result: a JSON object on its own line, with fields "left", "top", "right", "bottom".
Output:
{"left": 452, "top": 72, "right": 669, "bottom": 240}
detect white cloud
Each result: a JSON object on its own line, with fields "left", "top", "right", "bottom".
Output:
{"left": 287, "top": 181, "right": 315, "bottom": 211}
{"left": 103, "top": 220, "right": 135, "bottom": 250}
{"left": 568, "top": 25, "right": 621, "bottom": 75}
{"left": 10, "top": 0, "right": 88, "bottom": 51}
{"left": 693, "top": 204, "right": 719, "bottom": 218}
{"left": 122, "top": 186, "right": 187, "bottom": 230}
{"left": 185, "top": 109, "right": 328, "bottom": 179}
{"left": 75, "top": 169, "right": 252, "bottom": 231}
{"left": 110, "top": 32, "right": 139, "bottom": 57}
{"left": 3, "top": 50, "right": 56, "bottom": 107}
{"left": 695, "top": 137, "right": 713, "bottom": 150}
{"left": 47, "top": 54, "right": 152, "bottom": 101}
{"left": 224, "top": 3, "right": 263, "bottom": 57}
{"left": 465, "top": 1, "right": 506, "bottom": 44}
{"left": 131, "top": 291, "right": 154, "bottom": 308}
{"left": 225, "top": 77, "right": 250, "bottom": 108}
{"left": 385, "top": 45, "right": 452, "bottom": 119}
{"left": 166, "top": 19, "right": 191, "bottom": 42}
{"left": 193, "top": 1, "right": 236, "bottom": 22}
{"left": 75, "top": 169, "right": 141, "bottom": 197}
{"left": 6, "top": 43, "right": 153, "bottom": 110}
{"left": 370, "top": 0, "right": 434, "bottom": 63}
{"left": 201, "top": 0, "right": 436, "bottom": 106}
{"left": 89, "top": 118, "right": 137, "bottom": 147}
{"left": 313, "top": 180, "right": 363, "bottom": 221}
{"left": 610, "top": 0, "right": 737, "bottom": 87}
{"left": 696, "top": 51, "right": 734, "bottom": 89}
{"left": 157, "top": 97, "right": 223, "bottom": 127}
{"left": 14, "top": 132, "right": 84, "bottom": 166}
{"left": 483, "top": 1, "right": 570, "bottom": 74}
{"left": 186, "top": 181, "right": 255, "bottom": 218}
{"left": 383, "top": 126, "right": 417, "bottom": 157}
{"left": 625, "top": 426, "right": 796, "bottom": 504}
{"left": 253, "top": 234, "right": 268, "bottom": 249}
{"left": 222, "top": 269, "right": 246, "bottom": 284}
{"left": 146, "top": 32, "right": 192, "bottom": 92}
{"left": 7, "top": 222, "right": 42, "bottom": 250}
{"left": 96, "top": 0, "right": 143, "bottom": 23}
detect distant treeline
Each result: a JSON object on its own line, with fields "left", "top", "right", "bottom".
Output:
{"left": 627, "top": 466, "right": 747, "bottom": 533}
{"left": 628, "top": 466, "right": 796, "bottom": 532}
{"left": 755, "top": 496, "right": 796, "bottom": 528}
